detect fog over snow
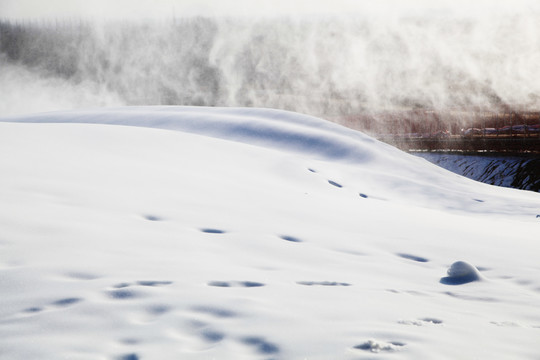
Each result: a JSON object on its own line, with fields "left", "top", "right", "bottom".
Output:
{"left": 2, "top": 0, "right": 540, "bottom": 123}
{"left": 1, "top": 107, "right": 539, "bottom": 359}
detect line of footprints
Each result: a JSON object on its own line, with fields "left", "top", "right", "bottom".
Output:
{"left": 17, "top": 229, "right": 447, "bottom": 359}
{"left": 18, "top": 168, "right": 483, "bottom": 359}
{"left": 21, "top": 275, "right": 435, "bottom": 359}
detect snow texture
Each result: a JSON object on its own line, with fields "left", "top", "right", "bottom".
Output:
{"left": 1, "top": 106, "right": 540, "bottom": 360}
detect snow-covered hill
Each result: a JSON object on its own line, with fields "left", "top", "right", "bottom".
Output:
{"left": 1, "top": 107, "right": 539, "bottom": 359}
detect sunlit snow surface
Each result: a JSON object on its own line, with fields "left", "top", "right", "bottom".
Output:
{"left": 0, "top": 106, "right": 539, "bottom": 359}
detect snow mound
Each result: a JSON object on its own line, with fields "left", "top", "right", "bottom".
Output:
{"left": 0, "top": 106, "right": 381, "bottom": 163}
{"left": 441, "top": 261, "right": 483, "bottom": 285}
{"left": 2, "top": 106, "right": 539, "bottom": 218}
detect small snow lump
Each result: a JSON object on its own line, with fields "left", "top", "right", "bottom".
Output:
{"left": 440, "top": 261, "right": 482, "bottom": 285}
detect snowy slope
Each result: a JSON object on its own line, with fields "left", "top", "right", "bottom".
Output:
{"left": 0, "top": 107, "right": 539, "bottom": 360}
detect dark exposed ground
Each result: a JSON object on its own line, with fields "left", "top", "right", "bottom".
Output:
{"left": 415, "top": 153, "right": 540, "bottom": 192}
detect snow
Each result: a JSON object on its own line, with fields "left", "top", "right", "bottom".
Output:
{"left": 440, "top": 261, "right": 483, "bottom": 285}
{"left": 0, "top": 106, "right": 539, "bottom": 359}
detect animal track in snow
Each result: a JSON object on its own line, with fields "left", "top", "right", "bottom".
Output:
{"left": 107, "top": 289, "right": 138, "bottom": 300}
{"left": 143, "top": 214, "right": 163, "bottom": 221}
{"left": 23, "top": 307, "right": 43, "bottom": 313}
{"left": 52, "top": 297, "right": 83, "bottom": 307}
{"left": 112, "top": 280, "right": 173, "bottom": 288}
{"left": 145, "top": 304, "right": 171, "bottom": 315}
{"left": 240, "top": 336, "right": 280, "bottom": 355}
{"left": 422, "top": 317, "right": 443, "bottom": 324}
{"left": 136, "top": 280, "right": 173, "bottom": 287}
{"left": 397, "top": 253, "right": 429, "bottom": 263}
{"left": 307, "top": 166, "right": 373, "bottom": 200}
{"left": 353, "top": 339, "right": 406, "bottom": 353}
{"left": 192, "top": 305, "right": 238, "bottom": 318}
{"left": 22, "top": 297, "right": 82, "bottom": 314}
{"left": 200, "top": 329, "right": 226, "bottom": 343}
{"left": 106, "top": 280, "right": 173, "bottom": 299}
{"left": 201, "top": 228, "right": 226, "bottom": 234}
{"left": 399, "top": 318, "right": 443, "bottom": 326}
{"left": 297, "top": 281, "right": 351, "bottom": 286}
{"left": 116, "top": 353, "right": 140, "bottom": 360}
{"left": 207, "top": 281, "right": 265, "bottom": 288}
{"left": 113, "top": 282, "right": 131, "bottom": 289}
{"left": 64, "top": 271, "right": 100, "bottom": 280}
{"left": 280, "top": 235, "right": 302, "bottom": 243}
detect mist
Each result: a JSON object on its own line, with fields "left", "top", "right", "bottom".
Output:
{"left": 2, "top": 3, "right": 540, "bottom": 131}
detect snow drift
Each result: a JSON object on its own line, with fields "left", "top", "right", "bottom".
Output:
{"left": 0, "top": 106, "right": 539, "bottom": 359}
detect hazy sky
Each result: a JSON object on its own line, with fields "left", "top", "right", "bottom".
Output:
{"left": 1, "top": 0, "right": 538, "bottom": 20}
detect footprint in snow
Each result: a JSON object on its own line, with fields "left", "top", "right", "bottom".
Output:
{"left": 107, "top": 289, "right": 139, "bottom": 300}
{"left": 397, "top": 253, "right": 429, "bottom": 263}
{"left": 240, "top": 336, "right": 280, "bottom": 355}
{"left": 107, "top": 280, "right": 173, "bottom": 299}
{"left": 280, "top": 235, "right": 302, "bottom": 243}
{"left": 113, "top": 282, "right": 131, "bottom": 289}
{"left": 136, "top": 280, "right": 173, "bottom": 287}
{"left": 146, "top": 304, "right": 171, "bottom": 315}
{"left": 64, "top": 271, "right": 100, "bottom": 280}
{"left": 52, "top": 297, "right": 83, "bottom": 307}
{"left": 399, "top": 318, "right": 443, "bottom": 326}
{"left": 353, "top": 340, "right": 406, "bottom": 353}
{"left": 297, "top": 281, "right": 351, "bottom": 286}
{"left": 422, "top": 317, "right": 443, "bottom": 324}
{"left": 201, "top": 228, "right": 226, "bottom": 234}
{"left": 113, "top": 280, "right": 173, "bottom": 288}
{"left": 310, "top": 168, "right": 371, "bottom": 198}
{"left": 23, "top": 297, "right": 82, "bottom": 314}
{"left": 23, "top": 307, "right": 43, "bottom": 313}
{"left": 144, "top": 214, "right": 163, "bottom": 221}
{"left": 200, "top": 329, "right": 226, "bottom": 343}
{"left": 207, "top": 280, "right": 265, "bottom": 288}
{"left": 116, "top": 353, "right": 140, "bottom": 360}
{"left": 192, "top": 305, "right": 238, "bottom": 318}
